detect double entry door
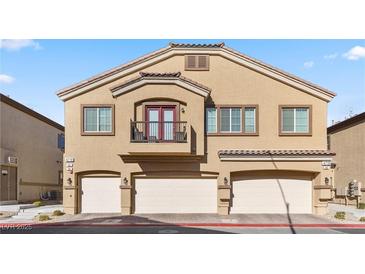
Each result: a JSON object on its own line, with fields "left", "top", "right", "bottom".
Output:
{"left": 146, "top": 106, "right": 176, "bottom": 142}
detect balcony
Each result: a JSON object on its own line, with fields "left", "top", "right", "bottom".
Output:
{"left": 131, "top": 121, "right": 188, "bottom": 143}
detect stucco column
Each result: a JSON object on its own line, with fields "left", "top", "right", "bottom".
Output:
{"left": 313, "top": 171, "right": 333, "bottom": 215}
{"left": 120, "top": 172, "right": 132, "bottom": 215}
{"left": 217, "top": 172, "right": 231, "bottom": 215}
{"left": 63, "top": 173, "right": 77, "bottom": 214}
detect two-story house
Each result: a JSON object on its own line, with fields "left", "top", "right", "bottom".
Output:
{"left": 0, "top": 93, "right": 64, "bottom": 204}
{"left": 327, "top": 112, "right": 365, "bottom": 205}
{"left": 57, "top": 42, "right": 336, "bottom": 215}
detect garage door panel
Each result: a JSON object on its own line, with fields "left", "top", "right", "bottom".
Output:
{"left": 231, "top": 179, "right": 312, "bottom": 214}
{"left": 135, "top": 179, "right": 217, "bottom": 214}
{"left": 81, "top": 177, "right": 121, "bottom": 213}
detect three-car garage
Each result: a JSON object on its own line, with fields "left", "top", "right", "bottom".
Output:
{"left": 79, "top": 173, "right": 313, "bottom": 214}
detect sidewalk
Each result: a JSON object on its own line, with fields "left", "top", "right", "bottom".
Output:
{"left": 0, "top": 204, "right": 63, "bottom": 224}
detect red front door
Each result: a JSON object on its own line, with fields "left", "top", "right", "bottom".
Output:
{"left": 146, "top": 106, "right": 176, "bottom": 141}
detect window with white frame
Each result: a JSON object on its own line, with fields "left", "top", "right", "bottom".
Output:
{"left": 220, "top": 107, "right": 241, "bottom": 133}
{"left": 281, "top": 107, "right": 309, "bottom": 133}
{"left": 83, "top": 107, "right": 112, "bottom": 133}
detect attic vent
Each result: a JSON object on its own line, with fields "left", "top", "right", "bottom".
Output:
{"left": 185, "top": 55, "right": 209, "bottom": 71}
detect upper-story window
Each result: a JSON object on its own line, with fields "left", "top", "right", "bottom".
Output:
{"left": 185, "top": 55, "right": 209, "bottom": 71}
{"left": 244, "top": 107, "right": 257, "bottom": 133}
{"left": 57, "top": 133, "right": 65, "bottom": 150}
{"left": 82, "top": 105, "right": 114, "bottom": 135}
{"left": 220, "top": 107, "right": 241, "bottom": 133}
{"left": 206, "top": 107, "right": 217, "bottom": 133}
{"left": 206, "top": 105, "right": 258, "bottom": 135}
{"left": 279, "top": 106, "right": 311, "bottom": 135}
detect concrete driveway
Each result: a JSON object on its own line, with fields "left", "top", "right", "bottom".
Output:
{"left": 47, "top": 212, "right": 334, "bottom": 225}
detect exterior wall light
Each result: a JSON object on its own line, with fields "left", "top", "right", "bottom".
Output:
{"left": 67, "top": 178, "right": 72, "bottom": 185}
{"left": 224, "top": 177, "right": 228, "bottom": 185}
{"left": 123, "top": 177, "right": 128, "bottom": 185}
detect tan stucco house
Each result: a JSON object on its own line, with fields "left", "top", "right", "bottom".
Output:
{"left": 0, "top": 93, "right": 64, "bottom": 204}
{"left": 57, "top": 42, "right": 337, "bottom": 215}
{"left": 328, "top": 112, "right": 365, "bottom": 204}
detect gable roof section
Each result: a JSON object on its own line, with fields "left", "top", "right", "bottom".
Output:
{"left": 327, "top": 112, "right": 365, "bottom": 134}
{"left": 0, "top": 93, "right": 64, "bottom": 131}
{"left": 110, "top": 72, "right": 211, "bottom": 98}
{"left": 57, "top": 42, "right": 336, "bottom": 102}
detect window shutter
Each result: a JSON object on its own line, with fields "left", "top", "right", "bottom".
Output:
{"left": 198, "top": 56, "right": 208, "bottom": 69}
{"left": 187, "top": 56, "right": 196, "bottom": 69}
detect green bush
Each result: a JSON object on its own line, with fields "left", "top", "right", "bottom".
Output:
{"left": 52, "top": 210, "right": 65, "bottom": 216}
{"left": 334, "top": 211, "right": 346, "bottom": 220}
{"left": 33, "top": 201, "right": 43, "bottom": 207}
{"left": 358, "top": 203, "right": 365, "bottom": 210}
{"left": 38, "top": 214, "right": 50, "bottom": 221}
{"left": 359, "top": 217, "right": 365, "bottom": 222}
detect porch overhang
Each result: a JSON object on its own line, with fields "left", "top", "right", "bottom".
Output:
{"left": 218, "top": 149, "right": 335, "bottom": 162}
{"left": 118, "top": 152, "right": 204, "bottom": 163}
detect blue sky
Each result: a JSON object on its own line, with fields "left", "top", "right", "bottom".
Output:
{"left": 1, "top": 39, "right": 364, "bottom": 125}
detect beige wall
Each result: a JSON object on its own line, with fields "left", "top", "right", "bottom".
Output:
{"left": 329, "top": 121, "right": 365, "bottom": 204}
{"left": 0, "top": 101, "right": 64, "bottom": 201}
{"left": 62, "top": 53, "right": 332, "bottom": 214}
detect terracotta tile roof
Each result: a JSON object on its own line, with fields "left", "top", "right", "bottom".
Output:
{"left": 139, "top": 72, "right": 181, "bottom": 78}
{"left": 218, "top": 149, "right": 335, "bottom": 157}
{"left": 169, "top": 42, "right": 225, "bottom": 48}
{"left": 57, "top": 42, "right": 336, "bottom": 99}
{"left": 111, "top": 71, "right": 212, "bottom": 93}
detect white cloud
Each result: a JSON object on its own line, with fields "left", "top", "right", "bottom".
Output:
{"left": 0, "top": 74, "right": 15, "bottom": 84}
{"left": 303, "top": 61, "right": 314, "bottom": 68}
{"left": 0, "top": 39, "right": 41, "bottom": 51}
{"left": 324, "top": 53, "right": 338, "bottom": 60}
{"left": 343, "top": 46, "right": 365, "bottom": 60}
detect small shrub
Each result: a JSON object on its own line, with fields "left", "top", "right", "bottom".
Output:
{"left": 358, "top": 203, "right": 365, "bottom": 210}
{"left": 33, "top": 201, "right": 43, "bottom": 207}
{"left": 359, "top": 217, "right": 365, "bottom": 222}
{"left": 52, "top": 210, "right": 65, "bottom": 216}
{"left": 38, "top": 214, "right": 50, "bottom": 221}
{"left": 334, "top": 211, "right": 346, "bottom": 220}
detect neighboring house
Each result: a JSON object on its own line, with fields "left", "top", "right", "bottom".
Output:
{"left": 327, "top": 112, "right": 365, "bottom": 204}
{"left": 0, "top": 93, "right": 64, "bottom": 204}
{"left": 57, "top": 42, "right": 336, "bottom": 215}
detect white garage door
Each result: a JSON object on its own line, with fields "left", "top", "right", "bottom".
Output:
{"left": 231, "top": 178, "right": 312, "bottom": 214}
{"left": 135, "top": 178, "right": 217, "bottom": 214}
{"left": 81, "top": 177, "right": 121, "bottom": 213}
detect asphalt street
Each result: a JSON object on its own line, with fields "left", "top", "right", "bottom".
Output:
{"left": 1, "top": 225, "right": 365, "bottom": 234}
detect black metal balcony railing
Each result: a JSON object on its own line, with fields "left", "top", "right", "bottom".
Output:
{"left": 131, "top": 121, "right": 188, "bottom": 143}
